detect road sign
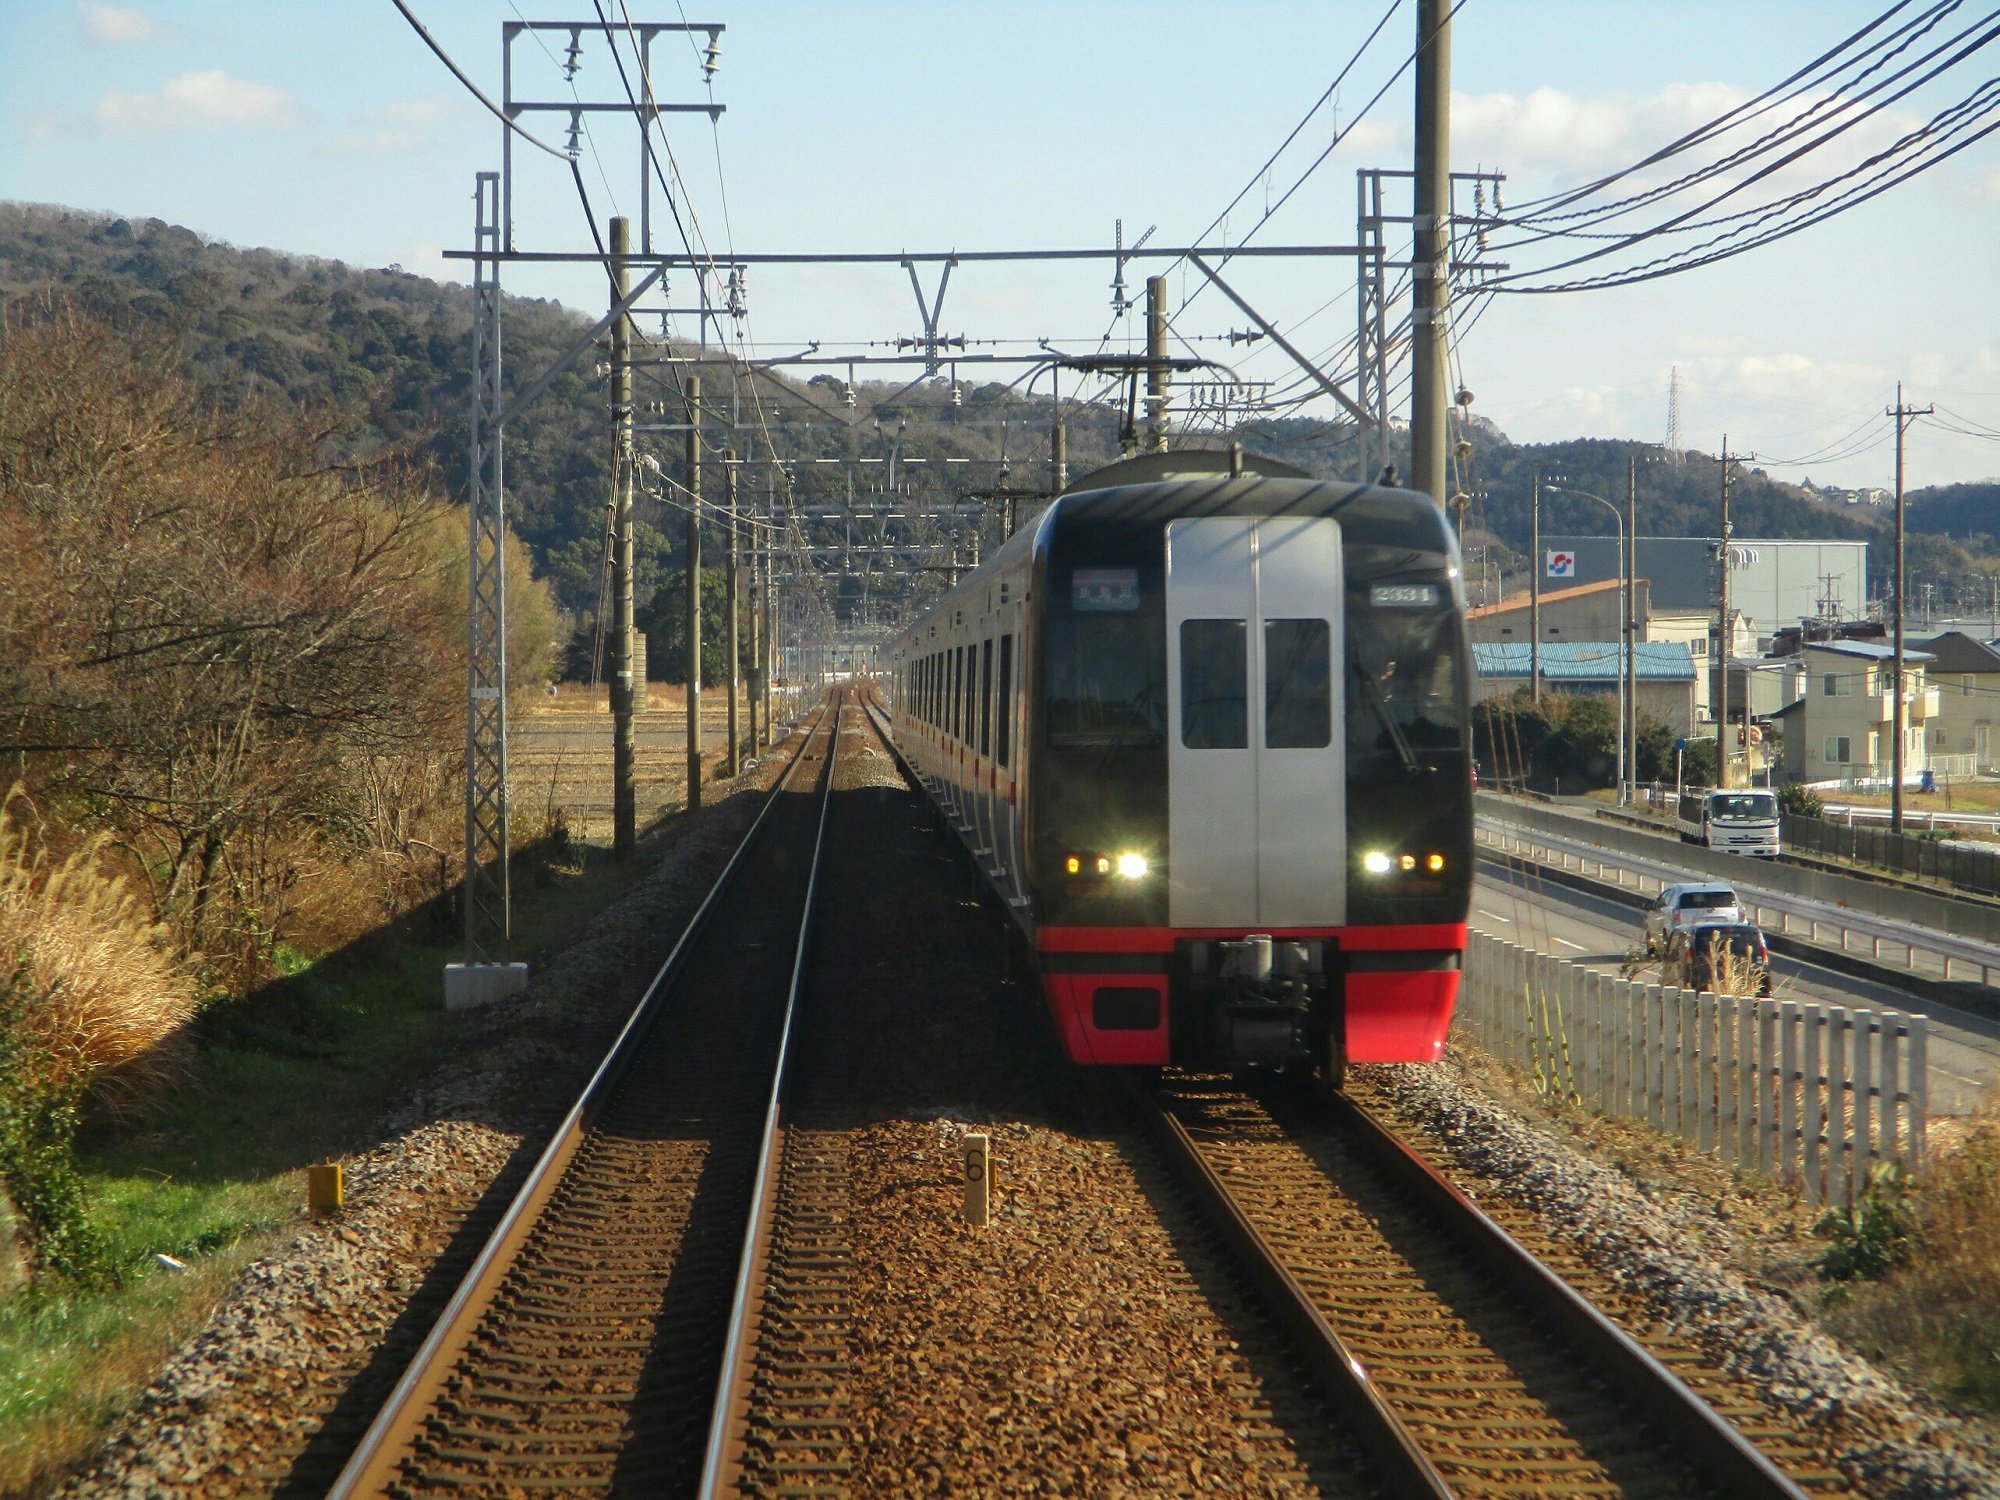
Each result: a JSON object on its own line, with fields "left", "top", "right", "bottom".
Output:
{"left": 1545, "top": 550, "right": 1575, "bottom": 578}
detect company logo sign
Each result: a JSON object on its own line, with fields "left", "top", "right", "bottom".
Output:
{"left": 1545, "top": 550, "right": 1575, "bottom": 578}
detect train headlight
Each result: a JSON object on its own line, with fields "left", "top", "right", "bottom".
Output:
{"left": 1426, "top": 852, "right": 1446, "bottom": 873}
{"left": 1095, "top": 856, "right": 1112, "bottom": 875}
{"left": 1115, "top": 852, "right": 1149, "bottom": 879}
{"left": 1362, "top": 851, "right": 1392, "bottom": 875}
{"left": 1065, "top": 855, "right": 1082, "bottom": 875}
{"left": 1399, "top": 853, "right": 1417, "bottom": 871}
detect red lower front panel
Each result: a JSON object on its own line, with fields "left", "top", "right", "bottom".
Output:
{"left": 1036, "top": 924, "right": 1464, "bottom": 1067}
{"left": 1039, "top": 973, "right": 1170, "bottom": 1065}
{"left": 1344, "top": 969, "right": 1460, "bottom": 1063}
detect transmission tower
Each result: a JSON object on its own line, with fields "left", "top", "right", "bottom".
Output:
{"left": 1664, "top": 367, "right": 1685, "bottom": 465}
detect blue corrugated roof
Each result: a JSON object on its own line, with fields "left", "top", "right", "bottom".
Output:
{"left": 1472, "top": 641, "right": 1697, "bottom": 682}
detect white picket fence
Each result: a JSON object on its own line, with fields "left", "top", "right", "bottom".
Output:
{"left": 1456, "top": 931, "right": 1929, "bottom": 1208}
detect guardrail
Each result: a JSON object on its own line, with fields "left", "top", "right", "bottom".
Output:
{"left": 1785, "top": 811, "right": 2000, "bottom": 899}
{"left": 1457, "top": 930, "right": 1928, "bottom": 1208}
{"left": 1478, "top": 815, "right": 2000, "bottom": 989}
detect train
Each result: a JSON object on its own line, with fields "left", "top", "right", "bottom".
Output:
{"left": 885, "top": 450, "right": 1472, "bottom": 1092}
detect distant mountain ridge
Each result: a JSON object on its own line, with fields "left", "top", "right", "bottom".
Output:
{"left": 3, "top": 201, "right": 1993, "bottom": 616}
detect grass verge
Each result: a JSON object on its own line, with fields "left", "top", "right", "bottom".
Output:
{"left": 0, "top": 820, "right": 688, "bottom": 1498}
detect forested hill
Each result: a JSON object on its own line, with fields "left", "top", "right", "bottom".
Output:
{"left": 3, "top": 201, "right": 1992, "bottom": 618}
{"left": 0, "top": 202, "right": 1125, "bottom": 625}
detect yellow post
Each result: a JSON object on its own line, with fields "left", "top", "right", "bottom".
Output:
{"left": 308, "top": 1162, "right": 344, "bottom": 1217}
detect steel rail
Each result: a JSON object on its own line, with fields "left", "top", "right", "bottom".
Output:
{"left": 1323, "top": 1091, "right": 1812, "bottom": 1500}
{"left": 1130, "top": 1079, "right": 1455, "bottom": 1500}
{"left": 327, "top": 695, "right": 837, "bottom": 1499}
{"left": 1140, "top": 1076, "right": 1813, "bottom": 1499}
{"left": 695, "top": 695, "right": 840, "bottom": 1498}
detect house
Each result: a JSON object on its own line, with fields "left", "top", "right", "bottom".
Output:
{"left": 1913, "top": 631, "right": 2000, "bottom": 774}
{"left": 1649, "top": 605, "right": 1754, "bottom": 660}
{"left": 1471, "top": 641, "right": 1699, "bottom": 734}
{"left": 1771, "top": 639, "right": 1938, "bottom": 785}
{"left": 1465, "top": 578, "right": 1650, "bottom": 645}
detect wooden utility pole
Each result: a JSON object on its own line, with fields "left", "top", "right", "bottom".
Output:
{"left": 685, "top": 373, "right": 703, "bottom": 811}
{"left": 1888, "top": 383, "right": 1935, "bottom": 833}
{"left": 724, "top": 449, "right": 741, "bottom": 778}
{"left": 610, "top": 216, "right": 638, "bottom": 860}
{"left": 1410, "top": 0, "right": 1452, "bottom": 508}
{"left": 1717, "top": 438, "right": 1732, "bottom": 789}
{"left": 1529, "top": 470, "right": 1541, "bottom": 703}
{"left": 747, "top": 505, "right": 762, "bottom": 755}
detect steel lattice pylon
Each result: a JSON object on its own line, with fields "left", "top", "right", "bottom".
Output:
{"left": 464, "top": 171, "right": 511, "bottom": 962}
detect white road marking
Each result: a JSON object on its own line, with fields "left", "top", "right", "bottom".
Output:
{"left": 1554, "top": 937, "right": 1586, "bottom": 950}
{"left": 1475, "top": 909, "right": 1513, "bottom": 923}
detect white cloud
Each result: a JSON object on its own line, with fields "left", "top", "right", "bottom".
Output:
{"left": 80, "top": 2, "right": 169, "bottom": 44}
{"left": 1446, "top": 82, "right": 1915, "bottom": 191}
{"left": 325, "top": 96, "right": 458, "bottom": 157}
{"left": 93, "top": 70, "right": 302, "bottom": 134}
{"left": 367, "top": 95, "right": 455, "bottom": 129}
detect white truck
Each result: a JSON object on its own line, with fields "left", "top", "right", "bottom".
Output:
{"left": 1676, "top": 788, "right": 1781, "bottom": 858}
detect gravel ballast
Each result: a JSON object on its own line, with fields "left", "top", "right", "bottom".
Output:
{"left": 63, "top": 746, "right": 799, "bottom": 1499}
{"left": 1359, "top": 1056, "right": 2000, "bottom": 1500}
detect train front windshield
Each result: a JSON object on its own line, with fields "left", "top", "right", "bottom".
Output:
{"left": 1343, "top": 556, "right": 1471, "bottom": 925}
{"left": 1345, "top": 581, "right": 1463, "bottom": 774}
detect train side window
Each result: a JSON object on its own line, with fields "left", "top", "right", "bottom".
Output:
{"left": 950, "top": 647, "right": 962, "bottom": 739}
{"left": 979, "top": 638, "right": 994, "bottom": 757}
{"left": 1265, "top": 618, "right": 1332, "bottom": 749}
{"left": 1180, "top": 619, "right": 1248, "bottom": 749}
{"left": 963, "top": 643, "right": 977, "bottom": 742}
{"left": 996, "top": 634, "right": 1014, "bottom": 767}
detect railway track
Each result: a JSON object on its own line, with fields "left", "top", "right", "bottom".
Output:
{"left": 1141, "top": 1073, "right": 1842, "bottom": 1499}
{"left": 328, "top": 690, "right": 842, "bottom": 1498}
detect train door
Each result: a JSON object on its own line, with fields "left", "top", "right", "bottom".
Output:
{"left": 1165, "top": 517, "right": 1346, "bottom": 927}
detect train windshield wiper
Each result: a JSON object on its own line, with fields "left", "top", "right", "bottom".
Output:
{"left": 1350, "top": 655, "right": 1422, "bottom": 775}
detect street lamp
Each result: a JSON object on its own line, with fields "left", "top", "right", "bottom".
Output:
{"left": 1545, "top": 483, "right": 1631, "bottom": 805}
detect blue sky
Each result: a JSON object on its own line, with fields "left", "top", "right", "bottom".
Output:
{"left": 4, "top": 1, "right": 1997, "bottom": 487}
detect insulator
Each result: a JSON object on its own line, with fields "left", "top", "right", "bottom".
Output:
{"left": 565, "top": 109, "right": 582, "bottom": 160}
{"left": 1455, "top": 386, "right": 1475, "bottom": 407}
{"left": 562, "top": 28, "right": 583, "bottom": 81}
{"left": 702, "top": 32, "right": 722, "bottom": 80}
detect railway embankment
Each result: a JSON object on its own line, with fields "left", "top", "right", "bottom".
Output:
{"left": 48, "top": 745, "right": 796, "bottom": 1500}
{"left": 1364, "top": 1049, "right": 2000, "bottom": 1498}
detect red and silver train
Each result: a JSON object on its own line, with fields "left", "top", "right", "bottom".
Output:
{"left": 885, "top": 451, "right": 1471, "bottom": 1090}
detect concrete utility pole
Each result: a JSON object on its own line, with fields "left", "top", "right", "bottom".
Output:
{"left": 1051, "top": 415, "right": 1067, "bottom": 494}
{"left": 747, "top": 506, "right": 762, "bottom": 755}
{"left": 1529, "top": 469, "right": 1541, "bottom": 703}
{"left": 1717, "top": 438, "right": 1732, "bottom": 790}
{"left": 610, "top": 216, "right": 638, "bottom": 861}
{"left": 1410, "top": 0, "right": 1452, "bottom": 508}
{"left": 725, "top": 449, "right": 741, "bottom": 778}
{"left": 1888, "top": 382, "right": 1935, "bottom": 834}
{"left": 1146, "top": 276, "right": 1170, "bottom": 451}
{"left": 1626, "top": 453, "right": 1639, "bottom": 804}
{"left": 685, "top": 373, "right": 703, "bottom": 812}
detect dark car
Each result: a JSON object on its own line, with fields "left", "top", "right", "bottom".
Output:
{"left": 1664, "top": 922, "right": 1772, "bottom": 996}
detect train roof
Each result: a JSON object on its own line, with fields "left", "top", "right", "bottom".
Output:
{"left": 889, "top": 449, "right": 1457, "bottom": 653}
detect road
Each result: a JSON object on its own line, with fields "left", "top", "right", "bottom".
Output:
{"left": 1473, "top": 856, "right": 2000, "bottom": 1117}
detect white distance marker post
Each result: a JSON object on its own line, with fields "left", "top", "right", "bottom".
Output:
{"left": 961, "top": 1133, "right": 992, "bottom": 1226}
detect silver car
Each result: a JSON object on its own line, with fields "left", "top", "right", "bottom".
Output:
{"left": 1643, "top": 882, "right": 1744, "bottom": 956}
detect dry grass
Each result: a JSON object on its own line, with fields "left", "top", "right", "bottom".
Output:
{"left": 0, "top": 804, "right": 196, "bottom": 1116}
{"left": 1826, "top": 1105, "right": 2000, "bottom": 1412}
